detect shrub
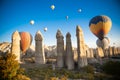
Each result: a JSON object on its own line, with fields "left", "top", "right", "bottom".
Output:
{"left": 50, "top": 77, "right": 58, "bottom": 80}
{"left": 60, "top": 75, "right": 68, "bottom": 80}
{"left": 94, "top": 73, "right": 112, "bottom": 80}
{"left": 13, "top": 74, "right": 30, "bottom": 80}
{"left": 0, "top": 53, "right": 30, "bottom": 80}
{"left": 82, "top": 65, "right": 94, "bottom": 74}
{"left": 84, "top": 73, "right": 94, "bottom": 80}
{"left": 102, "top": 61, "right": 120, "bottom": 77}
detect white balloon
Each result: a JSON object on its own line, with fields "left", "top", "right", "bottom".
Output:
{"left": 78, "top": 9, "right": 82, "bottom": 12}
{"left": 51, "top": 5, "right": 55, "bottom": 10}
{"left": 44, "top": 27, "right": 47, "bottom": 32}
{"left": 66, "top": 16, "right": 69, "bottom": 20}
{"left": 30, "top": 20, "right": 34, "bottom": 25}
{"left": 104, "top": 37, "right": 110, "bottom": 44}
{"left": 96, "top": 37, "right": 110, "bottom": 49}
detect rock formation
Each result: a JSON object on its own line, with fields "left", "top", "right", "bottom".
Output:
{"left": 76, "top": 25, "right": 88, "bottom": 68}
{"left": 104, "top": 49, "right": 109, "bottom": 57}
{"left": 108, "top": 47, "right": 113, "bottom": 57}
{"left": 114, "top": 47, "right": 118, "bottom": 55}
{"left": 117, "top": 47, "right": 120, "bottom": 55}
{"left": 96, "top": 47, "right": 104, "bottom": 58}
{"left": 56, "top": 29, "right": 64, "bottom": 68}
{"left": 65, "top": 32, "right": 74, "bottom": 70}
{"left": 86, "top": 47, "right": 98, "bottom": 64}
{"left": 73, "top": 48, "right": 78, "bottom": 62}
{"left": 112, "top": 47, "right": 118, "bottom": 56}
{"left": 11, "top": 31, "right": 21, "bottom": 62}
{"left": 25, "top": 45, "right": 35, "bottom": 57}
{"left": 89, "top": 48, "right": 94, "bottom": 58}
{"left": 35, "top": 31, "right": 45, "bottom": 64}
{"left": 85, "top": 45, "right": 94, "bottom": 58}
{"left": 0, "top": 42, "right": 11, "bottom": 54}
{"left": 44, "top": 45, "right": 57, "bottom": 58}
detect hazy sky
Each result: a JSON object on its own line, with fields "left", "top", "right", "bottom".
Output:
{"left": 0, "top": 0, "right": 120, "bottom": 48}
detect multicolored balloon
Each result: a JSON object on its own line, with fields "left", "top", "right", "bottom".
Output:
{"left": 19, "top": 32, "right": 32, "bottom": 53}
{"left": 89, "top": 15, "right": 112, "bottom": 40}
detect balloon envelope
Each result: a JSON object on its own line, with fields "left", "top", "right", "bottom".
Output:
{"left": 78, "top": 9, "right": 82, "bottom": 12}
{"left": 96, "top": 37, "right": 110, "bottom": 49}
{"left": 66, "top": 16, "right": 69, "bottom": 20}
{"left": 51, "top": 5, "right": 55, "bottom": 10}
{"left": 19, "top": 32, "right": 32, "bottom": 53}
{"left": 44, "top": 27, "right": 47, "bottom": 32}
{"left": 89, "top": 15, "right": 112, "bottom": 40}
{"left": 30, "top": 20, "right": 34, "bottom": 25}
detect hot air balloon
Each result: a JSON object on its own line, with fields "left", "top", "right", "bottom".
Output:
{"left": 78, "top": 9, "right": 82, "bottom": 13}
{"left": 96, "top": 37, "right": 110, "bottom": 49}
{"left": 44, "top": 27, "right": 47, "bottom": 32}
{"left": 51, "top": 5, "right": 55, "bottom": 10}
{"left": 89, "top": 15, "right": 112, "bottom": 49}
{"left": 30, "top": 20, "right": 34, "bottom": 25}
{"left": 19, "top": 32, "right": 32, "bottom": 53}
{"left": 66, "top": 16, "right": 69, "bottom": 20}
{"left": 89, "top": 15, "right": 112, "bottom": 40}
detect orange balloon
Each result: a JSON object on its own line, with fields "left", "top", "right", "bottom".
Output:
{"left": 19, "top": 32, "right": 32, "bottom": 53}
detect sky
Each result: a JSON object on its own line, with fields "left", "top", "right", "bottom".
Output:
{"left": 0, "top": 0, "right": 120, "bottom": 48}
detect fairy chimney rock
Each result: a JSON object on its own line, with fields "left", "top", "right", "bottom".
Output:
{"left": 11, "top": 30, "right": 21, "bottom": 62}
{"left": 76, "top": 25, "right": 88, "bottom": 68}
{"left": 35, "top": 30, "right": 45, "bottom": 64}
{"left": 35, "top": 31, "right": 43, "bottom": 41}
{"left": 65, "top": 32, "right": 74, "bottom": 70}
{"left": 56, "top": 29, "right": 64, "bottom": 68}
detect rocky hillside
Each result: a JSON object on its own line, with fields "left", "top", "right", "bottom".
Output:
{"left": 0, "top": 42, "right": 78, "bottom": 60}
{"left": 0, "top": 42, "right": 11, "bottom": 54}
{"left": 0, "top": 42, "right": 58, "bottom": 58}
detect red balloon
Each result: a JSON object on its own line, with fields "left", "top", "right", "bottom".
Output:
{"left": 19, "top": 32, "right": 32, "bottom": 53}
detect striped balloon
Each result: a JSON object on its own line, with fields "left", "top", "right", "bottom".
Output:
{"left": 89, "top": 15, "right": 112, "bottom": 40}
{"left": 19, "top": 32, "right": 32, "bottom": 53}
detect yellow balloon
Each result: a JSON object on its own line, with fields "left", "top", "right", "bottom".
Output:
{"left": 51, "top": 5, "right": 55, "bottom": 10}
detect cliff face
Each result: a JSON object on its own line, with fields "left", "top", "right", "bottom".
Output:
{"left": 0, "top": 42, "right": 11, "bottom": 54}
{"left": 44, "top": 45, "right": 57, "bottom": 58}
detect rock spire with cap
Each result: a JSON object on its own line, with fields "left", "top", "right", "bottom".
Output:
{"left": 76, "top": 25, "right": 88, "bottom": 68}
{"left": 11, "top": 30, "right": 21, "bottom": 62}
{"left": 65, "top": 32, "right": 74, "bottom": 70}
{"left": 35, "top": 30, "right": 45, "bottom": 64}
{"left": 56, "top": 29, "right": 64, "bottom": 68}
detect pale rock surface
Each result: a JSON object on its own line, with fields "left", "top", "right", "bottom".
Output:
{"left": 0, "top": 42, "right": 11, "bottom": 54}
{"left": 96, "top": 47, "right": 104, "bottom": 58}
{"left": 11, "top": 31, "right": 21, "bottom": 62}
{"left": 76, "top": 25, "right": 88, "bottom": 68}
{"left": 35, "top": 31, "right": 45, "bottom": 64}
{"left": 56, "top": 29, "right": 64, "bottom": 68}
